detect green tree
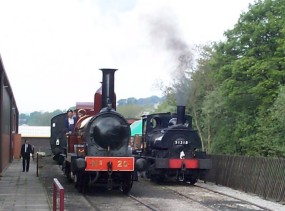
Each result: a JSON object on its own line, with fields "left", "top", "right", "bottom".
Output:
{"left": 19, "top": 113, "right": 30, "bottom": 125}
{"left": 20, "top": 109, "right": 64, "bottom": 126}
{"left": 154, "top": 86, "right": 176, "bottom": 113}
{"left": 257, "top": 85, "right": 285, "bottom": 157}
{"left": 187, "top": 44, "right": 217, "bottom": 152}
{"left": 208, "top": 0, "right": 285, "bottom": 155}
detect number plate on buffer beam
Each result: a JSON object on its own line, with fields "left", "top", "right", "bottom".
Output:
{"left": 85, "top": 157, "right": 134, "bottom": 171}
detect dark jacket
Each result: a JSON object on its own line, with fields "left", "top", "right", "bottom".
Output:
{"left": 65, "top": 116, "right": 77, "bottom": 133}
{"left": 21, "top": 143, "right": 33, "bottom": 158}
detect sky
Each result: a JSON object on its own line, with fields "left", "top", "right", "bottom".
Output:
{"left": 0, "top": 0, "right": 255, "bottom": 113}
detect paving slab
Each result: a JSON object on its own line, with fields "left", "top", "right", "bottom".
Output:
{"left": 0, "top": 159, "right": 51, "bottom": 211}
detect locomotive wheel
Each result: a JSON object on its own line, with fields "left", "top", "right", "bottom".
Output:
{"left": 189, "top": 178, "right": 198, "bottom": 185}
{"left": 74, "top": 173, "right": 79, "bottom": 188}
{"left": 77, "top": 175, "right": 83, "bottom": 193}
{"left": 75, "top": 173, "right": 87, "bottom": 193}
{"left": 67, "top": 171, "right": 72, "bottom": 183}
{"left": 149, "top": 173, "right": 165, "bottom": 184}
{"left": 120, "top": 173, "right": 133, "bottom": 194}
{"left": 65, "top": 164, "right": 72, "bottom": 183}
{"left": 74, "top": 173, "right": 85, "bottom": 190}
{"left": 150, "top": 175, "right": 165, "bottom": 184}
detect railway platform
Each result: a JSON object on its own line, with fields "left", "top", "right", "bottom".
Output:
{"left": 0, "top": 159, "right": 50, "bottom": 211}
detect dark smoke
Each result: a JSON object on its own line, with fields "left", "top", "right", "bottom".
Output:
{"left": 146, "top": 12, "right": 193, "bottom": 106}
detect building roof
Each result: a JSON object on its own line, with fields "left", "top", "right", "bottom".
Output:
{"left": 19, "top": 126, "right": 50, "bottom": 138}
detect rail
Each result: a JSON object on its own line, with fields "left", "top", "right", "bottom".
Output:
{"left": 53, "top": 178, "right": 64, "bottom": 211}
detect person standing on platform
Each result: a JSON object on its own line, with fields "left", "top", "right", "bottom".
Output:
{"left": 20, "top": 139, "right": 33, "bottom": 172}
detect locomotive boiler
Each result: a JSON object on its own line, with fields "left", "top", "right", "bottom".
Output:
{"left": 57, "top": 69, "right": 134, "bottom": 193}
{"left": 134, "top": 106, "right": 211, "bottom": 184}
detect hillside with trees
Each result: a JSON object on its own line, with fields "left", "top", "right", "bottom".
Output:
{"left": 19, "top": 96, "right": 163, "bottom": 125}
{"left": 116, "top": 96, "right": 164, "bottom": 118}
{"left": 20, "top": 110, "right": 64, "bottom": 126}
{"left": 117, "top": 96, "right": 163, "bottom": 106}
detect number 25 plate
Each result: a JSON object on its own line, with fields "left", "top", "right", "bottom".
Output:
{"left": 85, "top": 156, "right": 134, "bottom": 171}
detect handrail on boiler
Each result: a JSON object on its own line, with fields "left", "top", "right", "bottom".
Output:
{"left": 53, "top": 178, "right": 64, "bottom": 211}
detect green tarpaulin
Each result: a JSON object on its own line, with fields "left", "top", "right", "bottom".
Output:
{"left": 130, "top": 120, "right": 142, "bottom": 136}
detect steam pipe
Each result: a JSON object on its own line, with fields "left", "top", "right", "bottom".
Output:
{"left": 100, "top": 68, "right": 117, "bottom": 109}
{"left": 176, "top": 106, "right": 185, "bottom": 124}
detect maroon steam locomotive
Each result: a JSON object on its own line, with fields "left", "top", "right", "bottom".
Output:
{"left": 51, "top": 69, "right": 134, "bottom": 193}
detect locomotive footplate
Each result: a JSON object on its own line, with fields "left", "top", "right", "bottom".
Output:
{"left": 85, "top": 157, "right": 135, "bottom": 171}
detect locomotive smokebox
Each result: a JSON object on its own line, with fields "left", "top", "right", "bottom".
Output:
{"left": 176, "top": 105, "right": 185, "bottom": 125}
{"left": 100, "top": 68, "right": 117, "bottom": 109}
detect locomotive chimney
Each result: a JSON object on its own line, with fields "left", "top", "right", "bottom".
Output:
{"left": 100, "top": 68, "right": 117, "bottom": 109}
{"left": 176, "top": 105, "right": 185, "bottom": 125}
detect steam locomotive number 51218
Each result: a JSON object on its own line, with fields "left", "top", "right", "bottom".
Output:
{"left": 174, "top": 140, "right": 189, "bottom": 145}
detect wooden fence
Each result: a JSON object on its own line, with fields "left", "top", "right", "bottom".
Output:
{"left": 205, "top": 155, "right": 285, "bottom": 203}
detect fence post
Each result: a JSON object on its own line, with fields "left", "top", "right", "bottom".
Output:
{"left": 36, "top": 152, "right": 39, "bottom": 177}
{"left": 53, "top": 178, "right": 64, "bottom": 211}
{"left": 53, "top": 182, "right": 57, "bottom": 211}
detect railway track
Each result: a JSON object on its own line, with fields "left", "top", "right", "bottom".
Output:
{"left": 161, "top": 186, "right": 218, "bottom": 211}
{"left": 128, "top": 193, "right": 157, "bottom": 211}
{"left": 82, "top": 194, "right": 100, "bottom": 211}
{"left": 159, "top": 182, "right": 269, "bottom": 211}
{"left": 81, "top": 190, "right": 158, "bottom": 211}
{"left": 81, "top": 181, "right": 215, "bottom": 211}
{"left": 194, "top": 183, "right": 273, "bottom": 211}
{"left": 128, "top": 180, "right": 218, "bottom": 211}
{"left": 39, "top": 157, "right": 280, "bottom": 210}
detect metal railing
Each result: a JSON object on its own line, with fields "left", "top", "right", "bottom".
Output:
{"left": 53, "top": 178, "right": 64, "bottom": 211}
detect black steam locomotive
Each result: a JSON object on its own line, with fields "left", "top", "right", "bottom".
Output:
{"left": 134, "top": 106, "right": 211, "bottom": 184}
{"left": 50, "top": 69, "right": 134, "bottom": 193}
